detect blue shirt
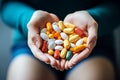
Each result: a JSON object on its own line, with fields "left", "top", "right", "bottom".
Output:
{"left": 0, "top": 0, "right": 120, "bottom": 44}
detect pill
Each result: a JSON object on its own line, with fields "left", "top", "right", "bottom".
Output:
{"left": 64, "top": 23, "right": 75, "bottom": 28}
{"left": 48, "top": 40, "right": 56, "bottom": 50}
{"left": 64, "top": 39, "right": 70, "bottom": 49}
{"left": 82, "top": 37, "right": 87, "bottom": 43}
{"left": 70, "top": 44, "right": 86, "bottom": 53}
{"left": 66, "top": 51, "right": 72, "bottom": 60}
{"left": 48, "top": 39, "right": 55, "bottom": 43}
{"left": 48, "top": 34, "right": 54, "bottom": 38}
{"left": 46, "top": 31, "right": 50, "bottom": 35}
{"left": 69, "top": 34, "right": 80, "bottom": 42}
{"left": 55, "top": 45, "right": 63, "bottom": 50}
{"left": 48, "top": 49, "right": 54, "bottom": 55}
{"left": 41, "top": 41, "right": 48, "bottom": 53}
{"left": 46, "top": 22, "right": 53, "bottom": 32}
{"left": 58, "top": 21, "right": 65, "bottom": 31}
{"left": 54, "top": 50, "right": 60, "bottom": 59}
{"left": 41, "top": 28, "right": 46, "bottom": 33}
{"left": 52, "top": 22, "right": 61, "bottom": 32}
{"left": 63, "top": 28, "right": 74, "bottom": 34}
{"left": 76, "top": 39, "right": 83, "bottom": 46}
{"left": 55, "top": 40, "right": 63, "bottom": 44}
{"left": 75, "top": 27, "right": 85, "bottom": 37}
{"left": 54, "top": 32, "right": 60, "bottom": 39}
{"left": 70, "top": 43, "right": 76, "bottom": 48}
{"left": 40, "top": 33, "right": 49, "bottom": 41}
{"left": 60, "top": 48, "right": 67, "bottom": 58}
{"left": 60, "top": 32, "right": 68, "bottom": 40}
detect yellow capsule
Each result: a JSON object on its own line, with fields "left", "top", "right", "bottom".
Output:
{"left": 69, "top": 35, "right": 80, "bottom": 43}
{"left": 82, "top": 37, "right": 88, "bottom": 43}
{"left": 70, "top": 44, "right": 86, "bottom": 53}
{"left": 48, "top": 49, "right": 54, "bottom": 55}
{"left": 64, "top": 39, "right": 70, "bottom": 49}
{"left": 48, "top": 34, "right": 54, "bottom": 38}
{"left": 58, "top": 21, "right": 65, "bottom": 31}
{"left": 68, "top": 33, "right": 76, "bottom": 39}
{"left": 64, "top": 23, "right": 76, "bottom": 28}
{"left": 46, "top": 31, "right": 50, "bottom": 35}
{"left": 60, "top": 48, "right": 67, "bottom": 58}
{"left": 63, "top": 28, "right": 74, "bottom": 34}
{"left": 46, "top": 22, "right": 53, "bottom": 32}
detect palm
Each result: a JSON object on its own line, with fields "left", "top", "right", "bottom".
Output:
{"left": 64, "top": 11, "right": 98, "bottom": 69}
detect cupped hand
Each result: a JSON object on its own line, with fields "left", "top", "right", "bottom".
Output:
{"left": 63, "top": 11, "right": 98, "bottom": 70}
{"left": 27, "top": 10, "right": 60, "bottom": 69}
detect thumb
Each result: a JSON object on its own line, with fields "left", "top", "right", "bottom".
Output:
{"left": 50, "top": 13, "right": 59, "bottom": 22}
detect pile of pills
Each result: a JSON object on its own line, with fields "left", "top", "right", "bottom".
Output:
{"left": 40, "top": 21, "right": 87, "bottom": 60}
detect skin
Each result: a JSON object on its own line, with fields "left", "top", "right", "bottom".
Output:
{"left": 27, "top": 10, "right": 98, "bottom": 70}
{"left": 7, "top": 10, "right": 115, "bottom": 80}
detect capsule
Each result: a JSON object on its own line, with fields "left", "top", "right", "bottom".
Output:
{"left": 48, "top": 40, "right": 56, "bottom": 50}
{"left": 55, "top": 46, "right": 63, "bottom": 50}
{"left": 76, "top": 39, "right": 83, "bottom": 46}
{"left": 40, "top": 33, "right": 49, "bottom": 41}
{"left": 69, "top": 34, "right": 80, "bottom": 43}
{"left": 54, "top": 50, "right": 60, "bottom": 59}
{"left": 70, "top": 43, "right": 76, "bottom": 48}
{"left": 60, "top": 48, "right": 67, "bottom": 58}
{"left": 66, "top": 51, "right": 72, "bottom": 60}
{"left": 83, "top": 37, "right": 88, "bottom": 43}
{"left": 63, "top": 28, "right": 74, "bottom": 34}
{"left": 52, "top": 22, "right": 61, "bottom": 32}
{"left": 60, "top": 32, "right": 68, "bottom": 40}
{"left": 70, "top": 44, "right": 87, "bottom": 53}
{"left": 55, "top": 40, "right": 63, "bottom": 44}
{"left": 41, "top": 28, "right": 46, "bottom": 33}
{"left": 58, "top": 21, "right": 65, "bottom": 31}
{"left": 64, "top": 39, "right": 70, "bottom": 49}
{"left": 46, "top": 22, "right": 53, "bottom": 32}
{"left": 48, "top": 34, "right": 54, "bottom": 38}
{"left": 48, "top": 49, "right": 54, "bottom": 55}
{"left": 75, "top": 27, "right": 85, "bottom": 37}
{"left": 41, "top": 41, "right": 48, "bottom": 53}
{"left": 54, "top": 32, "right": 60, "bottom": 39}
{"left": 64, "top": 23, "right": 76, "bottom": 28}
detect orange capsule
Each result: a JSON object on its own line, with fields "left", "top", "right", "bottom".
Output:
{"left": 75, "top": 27, "right": 85, "bottom": 37}
{"left": 46, "top": 22, "right": 53, "bottom": 32}
{"left": 70, "top": 44, "right": 86, "bottom": 54}
{"left": 54, "top": 50, "right": 60, "bottom": 59}
{"left": 54, "top": 32, "right": 60, "bottom": 38}
{"left": 41, "top": 41, "right": 48, "bottom": 53}
{"left": 52, "top": 31, "right": 56, "bottom": 35}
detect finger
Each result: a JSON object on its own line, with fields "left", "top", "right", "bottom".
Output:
{"left": 45, "top": 54, "right": 58, "bottom": 69}
{"left": 56, "top": 60, "right": 61, "bottom": 70}
{"left": 49, "top": 13, "right": 59, "bottom": 22}
{"left": 29, "top": 44, "right": 50, "bottom": 64}
{"left": 65, "top": 61, "right": 69, "bottom": 70}
{"left": 64, "top": 13, "right": 73, "bottom": 23}
{"left": 28, "top": 33, "right": 50, "bottom": 64}
{"left": 68, "top": 48, "right": 89, "bottom": 68}
{"left": 87, "top": 20, "right": 98, "bottom": 50}
{"left": 60, "top": 59, "right": 66, "bottom": 71}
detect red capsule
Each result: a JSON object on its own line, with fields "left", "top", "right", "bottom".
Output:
{"left": 75, "top": 27, "right": 85, "bottom": 37}
{"left": 54, "top": 50, "right": 60, "bottom": 59}
{"left": 41, "top": 41, "right": 48, "bottom": 53}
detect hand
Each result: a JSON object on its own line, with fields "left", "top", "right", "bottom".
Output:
{"left": 63, "top": 11, "right": 98, "bottom": 69}
{"left": 27, "top": 10, "right": 60, "bottom": 69}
